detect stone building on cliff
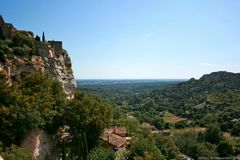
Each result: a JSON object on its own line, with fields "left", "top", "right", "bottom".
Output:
{"left": 0, "top": 16, "right": 77, "bottom": 99}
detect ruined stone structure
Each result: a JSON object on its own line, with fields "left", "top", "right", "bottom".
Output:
{"left": 48, "top": 41, "right": 62, "bottom": 55}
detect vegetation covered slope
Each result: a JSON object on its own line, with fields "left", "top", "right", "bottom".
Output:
{"left": 0, "top": 17, "right": 113, "bottom": 159}
{"left": 145, "top": 71, "right": 240, "bottom": 131}
{"left": 0, "top": 71, "right": 113, "bottom": 160}
{"left": 78, "top": 71, "right": 240, "bottom": 159}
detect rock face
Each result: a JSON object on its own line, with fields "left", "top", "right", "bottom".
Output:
{"left": 21, "top": 129, "right": 51, "bottom": 160}
{"left": 0, "top": 43, "right": 77, "bottom": 98}
{"left": 0, "top": 16, "right": 76, "bottom": 98}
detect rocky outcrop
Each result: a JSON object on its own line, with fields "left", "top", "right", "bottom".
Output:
{"left": 0, "top": 43, "right": 77, "bottom": 98}
{"left": 21, "top": 129, "right": 60, "bottom": 160}
{"left": 0, "top": 16, "right": 76, "bottom": 98}
{"left": 32, "top": 44, "right": 77, "bottom": 98}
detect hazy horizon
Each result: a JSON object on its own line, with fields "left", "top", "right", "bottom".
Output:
{"left": 2, "top": 0, "right": 240, "bottom": 79}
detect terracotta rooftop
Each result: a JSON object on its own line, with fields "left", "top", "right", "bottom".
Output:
{"left": 114, "top": 127, "right": 126, "bottom": 135}
{"left": 101, "top": 127, "right": 129, "bottom": 150}
{"left": 102, "top": 133, "right": 127, "bottom": 148}
{"left": 103, "top": 127, "right": 126, "bottom": 136}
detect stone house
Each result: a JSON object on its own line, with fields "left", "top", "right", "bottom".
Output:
{"left": 101, "top": 127, "right": 131, "bottom": 150}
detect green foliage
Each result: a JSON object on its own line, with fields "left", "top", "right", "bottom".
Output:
{"left": 42, "top": 32, "right": 45, "bottom": 42}
{"left": 231, "top": 121, "right": 240, "bottom": 136}
{"left": 195, "top": 142, "right": 218, "bottom": 158}
{"left": 154, "top": 135, "right": 179, "bottom": 159}
{"left": 0, "top": 27, "right": 4, "bottom": 40}
{"left": 152, "top": 116, "right": 165, "bottom": 130}
{"left": 22, "top": 73, "right": 64, "bottom": 127}
{"left": 174, "top": 131, "right": 198, "bottom": 158}
{"left": 13, "top": 46, "right": 25, "bottom": 56}
{"left": 63, "top": 92, "right": 113, "bottom": 159}
{"left": 10, "top": 32, "right": 34, "bottom": 48}
{"left": 217, "top": 140, "right": 234, "bottom": 157}
{"left": 199, "top": 114, "right": 218, "bottom": 127}
{"left": 204, "top": 125, "right": 223, "bottom": 144}
{"left": 0, "top": 40, "right": 9, "bottom": 62}
{"left": 0, "top": 72, "right": 66, "bottom": 146}
{"left": 174, "top": 121, "right": 187, "bottom": 129}
{"left": 88, "top": 147, "right": 115, "bottom": 160}
{"left": 127, "top": 136, "right": 164, "bottom": 160}
{"left": 0, "top": 145, "right": 34, "bottom": 160}
{"left": 114, "top": 116, "right": 140, "bottom": 136}
{"left": 35, "top": 35, "right": 40, "bottom": 42}
{"left": 78, "top": 72, "right": 240, "bottom": 132}
{"left": 78, "top": 72, "right": 240, "bottom": 158}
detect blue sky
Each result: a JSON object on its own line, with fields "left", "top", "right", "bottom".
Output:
{"left": 1, "top": 0, "right": 240, "bottom": 79}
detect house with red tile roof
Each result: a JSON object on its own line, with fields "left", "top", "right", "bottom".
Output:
{"left": 101, "top": 127, "right": 130, "bottom": 150}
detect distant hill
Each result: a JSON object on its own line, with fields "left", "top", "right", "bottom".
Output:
{"left": 178, "top": 71, "right": 240, "bottom": 92}
{"left": 144, "top": 71, "right": 240, "bottom": 129}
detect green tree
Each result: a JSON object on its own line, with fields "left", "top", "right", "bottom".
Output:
{"left": 0, "top": 145, "right": 34, "bottom": 160}
{"left": 10, "top": 32, "right": 34, "bottom": 48}
{"left": 155, "top": 135, "right": 179, "bottom": 159}
{"left": 0, "top": 72, "right": 66, "bottom": 146}
{"left": 152, "top": 116, "right": 165, "bottom": 130}
{"left": 195, "top": 142, "right": 218, "bottom": 158}
{"left": 64, "top": 92, "right": 113, "bottom": 159}
{"left": 217, "top": 140, "right": 233, "bottom": 157}
{"left": 35, "top": 35, "right": 40, "bottom": 42}
{"left": 88, "top": 147, "right": 115, "bottom": 160}
{"left": 42, "top": 32, "right": 45, "bottom": 42}
{"left": 125, "top": 116, "right": 140, "bottom": 136}
{"left": 0, "top": 27, "right": 4, "bottom": 40}
{"left": 217, "top": 140, "right": 234, "bottom": 157}
{"left": 174, "top": 131, "right": 198, "bottom": 158}
{"left": 204, "top": 125, "right": 223, "bottom": 144}
{"left": 231, "top": 121, "right": 240, "bottom": 136}
{"left": 127, "top": 136, "right": 164, "bottom": 160}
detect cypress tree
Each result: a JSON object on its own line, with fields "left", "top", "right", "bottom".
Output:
{"left": 42, "top": 32, "right": 45, "bottom": 42}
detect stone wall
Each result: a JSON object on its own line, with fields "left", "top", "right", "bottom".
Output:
{"left": 48, "top": 41, "right": 63, "bottom": 55}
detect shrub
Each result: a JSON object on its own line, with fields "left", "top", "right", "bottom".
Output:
{"left": 0, "top": 50, "right": 5, "bottom": 63}
{"left": 13, "top": 47, "right": 25, "bottom": 56}
{"left": 0, "top": 27, "right": 4, "bottom": 40}
{"left": 10, "top": 32, "right": 34, "bottom": 48}
{"left": 204, "top": 124, "right": 223, "bottom": 144}
{"left": 217, "top": 140, "right": 234, "bottom": 157}
{"left": 0, "top": 145, "right": 34, "bottom": 160}
{"left": 88, "top": 147, "right": 115, "bottom": 160}
{"left": 231, "top": 121, "right": 240, "bottom": 136}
